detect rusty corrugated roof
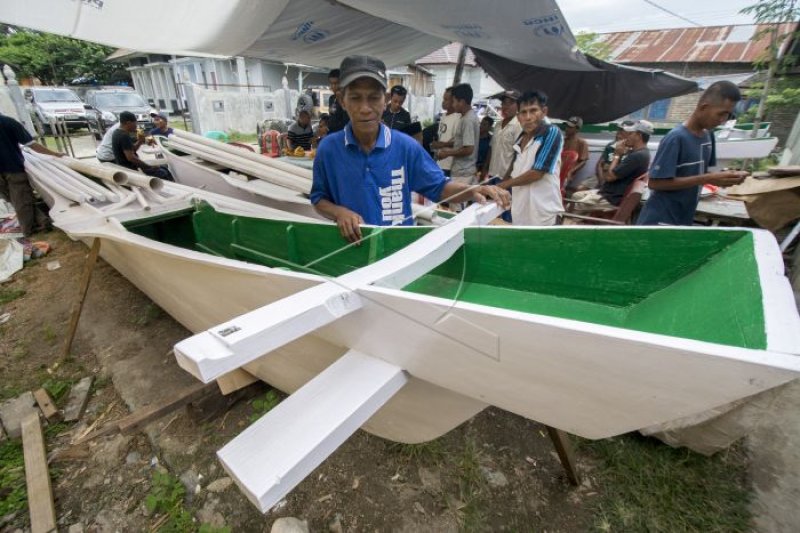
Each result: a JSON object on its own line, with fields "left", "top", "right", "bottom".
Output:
{"left": 599, "top": 23, "right": 798, "bottom": 64}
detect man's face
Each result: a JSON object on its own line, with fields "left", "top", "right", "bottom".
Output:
{"left": 624, "top": 131, "right": 639, "bottom": 148}
{"left": 442, "top": 91, "right": 453, "bottom": 112}
{"left": 154, "top": 116, "right": 167, "bottom": 130}
{"left": 564, "top": 124, "right": 578, "bottom": 138}
{"left": 517, "top": 101, "right": 546, "bottom": 133}
{"left": 480, "top": 119, "right": 491, "bottom": 136}
{"left": 389, "top": 93, "right": 405, "bottom": 112}
{"left": 451, "top": 97, "right": 469, "bottom": 114}
{"left": 699, "top": 99, "right": 736, "bottom": 129}
{"left": 122, "top": 121, "right": 137, "bottom": 133}
{"left": 341, "top": 78, "right": 386, "bottom": 136}
{"left": 298, "top": 112, "right": 311, "bottom": 127}
{"left": 500, "top": 97, "right": 518, "bottom": 120}
{"left": 329, "top": 76, "right": 340, "bottom": 95}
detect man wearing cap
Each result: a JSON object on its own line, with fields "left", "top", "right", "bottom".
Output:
{"left": 561, "top": 116, "right": 589, "bottom": 193}
{"left": 111, "top": 111, "right": 172, "bottom": 180}
{"left": 149, "top": 112, "right": 173, "bottom": 137}
{"left": 480, "top": 90, "right": 522, "bottom": 183}
{"left": 571, "top": 120, "right": 652, "bottom": 210}
{"left": 311, "top": 56, "right": 509, "bottom": 242}
{"left": 591, "top": 120, "right": 634, "bottom": 188}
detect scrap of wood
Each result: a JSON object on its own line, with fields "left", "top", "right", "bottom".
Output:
{"left": 119, "top": 382, "right": 213, "bottom": 435}
{"left": 33, "top": 389, "right": 60, "bottom": 422}
{"left": 21, "top": 413, "right": 57, "bottom": 533}
{"left": 61, "top": 238, "right": 101, "bottom": 360}
{"left": 63, "top": 377, "right": 94, "bottom": 422}
{"left": 216, "top": 368, "right": 258, "bottom": 395}
{"left": 72, "top": 383, "right": 215, "bottom": 445}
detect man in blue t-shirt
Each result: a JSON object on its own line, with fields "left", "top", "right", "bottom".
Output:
{"left": 311, "top": 55, "right": 509, "bottom": 243}
{"left": 638, "top": 81, "right": 748, "bottom": 226}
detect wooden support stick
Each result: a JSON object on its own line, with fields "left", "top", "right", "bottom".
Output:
{"left": 62, "top": 238, "right": 101, "bottom": 359}
{"left": 118, "top": 382, "right": 213, "bottom": 435}
{"left": 545, "top": 426, "right": 580, "bottom": 486}
{"left": 21, "top": 413, "right": 57, "bottom": 533}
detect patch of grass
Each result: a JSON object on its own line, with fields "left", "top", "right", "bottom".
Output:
{"left": 388, "top": 438, "right": 446, "bottom": 465}
{"left": 44, "top": 421, "right": 69, "bottom": 440}
{"left": 249, "top": 389, "right": 281, "bottom": 422}
{"left": 455, "top": 438, "right": 487, "bottom": 532}
{"left": 0, "top": 439, "right": 27, "bottom": 517}
{"left": 11, "top": 341, "right": 29, "bottom": 360}
{"left": 145, "top": 470, "right": 193, "bottom": 532}
{"left": 582, "top": 434, "right": 751, "bottom": 532}
{"left": 133, "top": 303, "right": 162, "bottom": 327}
{"left": 198, "top": 525, "right": 231, "bottom": 533}
{"left": 43, "top": 378, "right": 73, "bottom": 404}
{"left": 0, "top": 384, "right": 24, "bottom": 402}
{"left": 0, "top": 287, "right": 25, "bottom": 305}
{"left": 227, "top": 131, "right": 259, "bottom": 144}
{"left": 41, "top": 324, "right": 57, "bottom": 344}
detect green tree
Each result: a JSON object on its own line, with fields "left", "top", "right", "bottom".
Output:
{"left": 575, "top": 31, "right": 613, "bottom": 60}
{"left": 739, "top": 0, "right": 800, "bottom": 136}
{"left": 0, "top": 27, "right": 129, "bottom": 85}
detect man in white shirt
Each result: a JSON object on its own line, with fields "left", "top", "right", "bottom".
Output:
{"left": 481, "top": 90, "right": 522, "bottom": 182}
{"left": 498, "top": 90, "right": 564, "bottom": 226}
{"left": 430, "top": 86, "right": 460, "bottom": 176}
{"left": 95, "top": 121, "right": 121, "bottom": 163}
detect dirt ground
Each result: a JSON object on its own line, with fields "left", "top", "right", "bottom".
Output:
{"left": 1, "top": 229, "right": 603, "bottom": 532}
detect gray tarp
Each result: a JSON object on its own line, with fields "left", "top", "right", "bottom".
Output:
{"left": 473, "top": 48, "right": 699, "bottom": 123}
{"left": 1, "top": 0, "right": 696, "bottom": 117}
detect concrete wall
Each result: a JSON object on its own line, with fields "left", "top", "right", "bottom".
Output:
{"left": 185, "top": 82, "right": 297, "bottom": 134}
{"left": 425, "top": 65, "right": 503, "bottom": 112}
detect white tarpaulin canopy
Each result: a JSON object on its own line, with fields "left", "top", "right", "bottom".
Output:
{"left": 0, "top": 0, "right": 698, "bottom": 122}
{"left": 0, "top": 0, "right": 592, "bottom": 70}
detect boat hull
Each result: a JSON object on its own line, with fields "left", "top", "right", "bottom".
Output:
{"left": 73, "top": 223, "right": 486, "bottom": 443}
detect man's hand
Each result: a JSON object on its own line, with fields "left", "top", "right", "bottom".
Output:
{"left": 334, "top": 207, "right": 364, "bottom": 244}
{"left": 472, "top": 185, "right": 511, "bottom": 210}
{"left": 708, "top": 171, "right": 748, "bottom": 187}
{"left": 436, "top": 149, "right": 449, "bottom": 160}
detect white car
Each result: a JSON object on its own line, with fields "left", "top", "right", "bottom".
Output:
{"left": 25, "top": 87, "right": 88, "bottom": 132}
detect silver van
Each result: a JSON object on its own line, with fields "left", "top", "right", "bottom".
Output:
{"left": 25, "top": 87, "right": 88, "bottom": 132}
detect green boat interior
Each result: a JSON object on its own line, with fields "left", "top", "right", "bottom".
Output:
{"left": 124, "top": 201, "right": 766, "bottom": 350}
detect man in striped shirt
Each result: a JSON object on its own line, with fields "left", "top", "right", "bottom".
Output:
{"left": 286, "top": 110, "right": 314, "bottom": 151}
{"left": 497, "top": 90, "right": 563, "bottom": 226}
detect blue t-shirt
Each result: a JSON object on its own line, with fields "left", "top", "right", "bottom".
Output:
{"left": 638, "top": 125, "right": 716, "bottom": 226}
{"left": 310, "top": 123, "right": 449, "bottom": 226}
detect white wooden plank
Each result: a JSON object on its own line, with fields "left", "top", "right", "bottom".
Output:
{"left": 217, "top": 350, "right": 408, "bottom": 512}
{"left": 174, "top": 202, "right": 501, "bottom": 383}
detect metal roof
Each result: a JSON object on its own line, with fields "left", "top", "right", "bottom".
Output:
{"left": 598, "top": 23, "right": 798, "bottom": 64}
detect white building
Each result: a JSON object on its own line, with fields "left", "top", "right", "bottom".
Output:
{"left": 415, "top": 43, "right": 503, "bottom": 111}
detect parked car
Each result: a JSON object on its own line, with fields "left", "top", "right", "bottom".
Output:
{"left": 84, "top": 89, "right": 159, "bottom": 138}
{"left": 24, "top": 87, "right": 89, "bottom": 132}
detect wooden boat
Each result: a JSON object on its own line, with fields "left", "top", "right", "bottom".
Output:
{"left": 27, "top": 154, "right": 800, "bottom": 512}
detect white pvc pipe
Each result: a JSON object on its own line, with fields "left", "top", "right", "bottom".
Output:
{"left": 171, "top": 129, "right": 313, "bottom": 180}
{"left": 59, "top": 157, "right": 128, "bottom": 185}
{"left": 28, "top": 158, "right": 97, "bottom": 203}
{"left": 133, "top": 187, "right": 150, "bottom": 211}
{"left": 40, "top": 161, "right": 108, "bottom": 203}
{"left": 50, "top": 160, "right": 119, "bottom": 201}
{"left": 167, "top": 137, "right": 310, "bottom": 194}
{"left": 24, "top": 161, "right": 87, "bottom": 204}
{"left": 115, "top": 169, "right": 164, "bottom": 192}
{"left": 140, "top": 188, "right": 166, "bottom": 204}
{"left": 100, "top": 193, "right": 138, "bottom": 212}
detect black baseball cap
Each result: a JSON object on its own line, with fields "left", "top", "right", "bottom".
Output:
{"left": 119, "top": 111, "right": 137, "bottom": 123}
{"left": 150, "top": 111, "right": 167, "bottom": 120}
{"left": 339, "top": 55, "right": 388, "bottom": 90}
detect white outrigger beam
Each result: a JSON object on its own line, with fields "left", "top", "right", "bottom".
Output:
{"left": 218, "top": 350, "right": 407, "bottom": 512}
{"left": 174, "top": 202, "right": 501, "bottom": 382}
